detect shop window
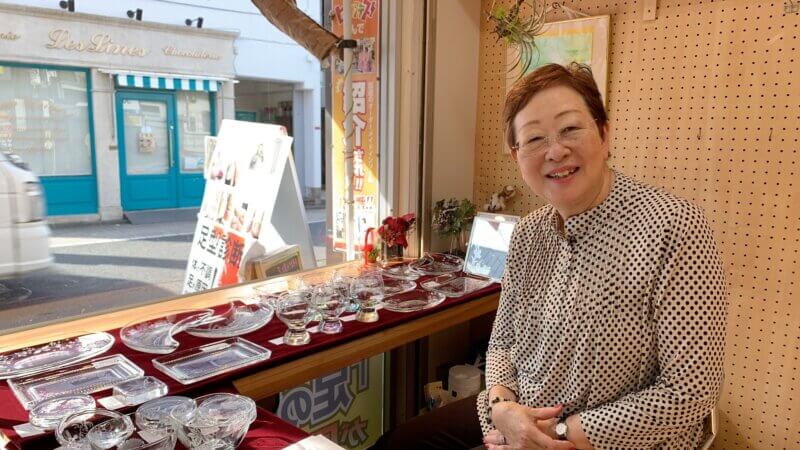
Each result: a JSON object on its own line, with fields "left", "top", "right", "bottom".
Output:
{"left": 177, "top": 91, "right": 213, "bottom": 173}
{"left": 0, "top": 65, "right": 92, "bottom": 177}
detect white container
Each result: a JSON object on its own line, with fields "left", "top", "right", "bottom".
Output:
{"left": 448, "top": 364, "right": 482, "bottom": 400}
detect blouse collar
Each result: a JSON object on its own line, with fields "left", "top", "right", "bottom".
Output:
{"left": 548, "top": 170, "right": 631, "bottom": 242}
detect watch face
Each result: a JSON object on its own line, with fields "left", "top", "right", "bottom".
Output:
{"left": 556, "top": 422, "right": 568, "bottom": 438}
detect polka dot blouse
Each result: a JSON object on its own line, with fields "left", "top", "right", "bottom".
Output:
{"left": 477, "top": 171, "right": 728, "bottom": 449}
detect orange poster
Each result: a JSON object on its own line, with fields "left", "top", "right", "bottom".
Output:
{"left": 331, "top": 0, "right": 380, "bottom": 252}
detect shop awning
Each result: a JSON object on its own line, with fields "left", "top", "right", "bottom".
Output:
{"left": 100, "top": 70, "right": 235, "bottom": 92}
{"left": 116, "top": 74, "right": 219, "bottom": 92}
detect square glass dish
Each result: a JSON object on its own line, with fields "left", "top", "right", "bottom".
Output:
{"left": 8, "top": 354, "right": 144, "bottom": 410}
{"left": 152, "top": 338, "right": 271, "bottom": 385}
{"left": 424, "top": 274, "right": 492, "bottom": 298}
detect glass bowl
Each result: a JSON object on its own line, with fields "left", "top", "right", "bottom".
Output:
{"left": 56, "top": 408, "right": 134, "bottom": 450}
{"left": 29, "top": 394, "right": 95, "bottom": 430}
{"left": 169, "top": 393, "right": 256, "bottom": 449}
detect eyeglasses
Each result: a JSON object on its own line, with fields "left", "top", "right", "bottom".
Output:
{"left": 512, "top": 120, "right": 599, "bottom": 159}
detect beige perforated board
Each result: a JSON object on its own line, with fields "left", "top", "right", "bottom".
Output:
{"left": 473, "top": 1, "right": 800, "bottom": 449}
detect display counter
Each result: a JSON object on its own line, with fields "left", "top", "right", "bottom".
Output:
{"left": 0, "top": 262, "right": 501, "bottom": 449}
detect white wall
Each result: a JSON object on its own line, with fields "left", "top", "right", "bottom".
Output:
{"left": 429, "top": 0, "right": 481, "bottom": 252}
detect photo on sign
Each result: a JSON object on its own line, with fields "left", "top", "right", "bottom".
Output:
{"left": 204, "top": 135, "right": 218, "bottom": 179}
{"left": 223, "top": 159, "right": 238, "bottom": 186}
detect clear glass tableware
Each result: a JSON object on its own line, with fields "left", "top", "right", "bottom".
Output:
{"left": 352, "top": 272, "right": 385, "bottom": 323}
{"left": 56, "top": 408, "right": 134, "bottom": 450}
{"left": 409, "top": 252, "right": 464, "bottom": 276}
{"left": 426, "top": 274, "right": 493, "bottom": 298}
{"left": 382, "top": 290, "right": 447, "bottom": 313}
{"left": 115, "top": 434, "right": 176, "bottom": 450}
{"left": 0, "top": 332, "right": 115, "bottom": 380}
{"left": 381, "top": 261, "right": 422, "bottom": 281}
{"left": 135, "top": 396, "right": 196, "bottom": 438}
{"left": 276, "top": 291, "right": 315, "bottom": 345}
{"left": 184, "top": 299, "right": 274, "bottom": 338}
{"left": 311, "top": 284, "right": 347, "bottom": 334}
{"left": 152, "top": 338, "right": 271, "bottom": 385}
{"left": 382, "top": 278, "right": 417, "bottom": 297}
{"left": 112, "top": 376, "right": 168, "bottom": 406}
{"left": 331, "top": 275, "right": 358, "bottom": 313}
{"left": 419, "top": 273, "right": 458, "bottom": 291}
{"left": 170, "top": 393, "right": 256, "bottom": 450}
{"left": 120, "top": 309, "right": 215, "bottom": 354}
{"left": 332, "top": 264, "right": 371, "bottom": 313}
{"left": 252, "top": 281, "right": 286, "bottom": 310}
{"left": 29, "top": 394, "right": 96, "bottom": 431}
{"left": 297, "top": 271, "right": 334, "bottom": 290}
{"left": 9, "top": 354, "right": 145, "bottom": 410}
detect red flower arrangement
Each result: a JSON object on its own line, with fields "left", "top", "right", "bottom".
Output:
{"left": 377, "top": 213, "right": 416, "bottom": 248}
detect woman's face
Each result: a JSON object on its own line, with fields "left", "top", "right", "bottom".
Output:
{"left": 511, "top": 85, "right": 611, "bottom": 219}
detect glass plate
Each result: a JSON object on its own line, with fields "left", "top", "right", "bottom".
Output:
{"left": 0, "top": 332, "right": 115, "bottom": 380}
{"left": 120, "top": 309, "right": 215, "bottom": 354}
{"left": 185, "top": 301, "right": 274, "bottom": 338}
{"left": 426, "top": 275, "right": 492, "bottom": 298}
{"left": 419, "top": 273, "right": 458, "bottom": 291}
{"left": 28, "top": 394, "right": 96, "bottom": 430}
{"left": 382, "top": 290, "right": 447, "bottom": 312}
{"left": 152, "top": 338, "right": 271, "bottom": 385}
{"left": 409, "top": 253, "right": 464, "bottom": 276}
{"left": 382, "top": 278, "right": 417, "bottom": 296}
{"left": 380, "top": 259, "right": 422, "bottom": 281}
{"left": 8, "top": 354, "right": 145, "bottom": 410}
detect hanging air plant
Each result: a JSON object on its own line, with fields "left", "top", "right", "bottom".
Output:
{"left": 487, "top": 0, "right": 549, "bottom": 77}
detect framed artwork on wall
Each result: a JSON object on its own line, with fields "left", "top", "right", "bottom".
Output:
{"left": 506, "top": 15, "right": 610, "bottom": 105}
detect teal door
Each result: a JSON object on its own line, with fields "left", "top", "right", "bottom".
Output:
{"left": 117, "top": 92, "right": 179, "bottom": 211}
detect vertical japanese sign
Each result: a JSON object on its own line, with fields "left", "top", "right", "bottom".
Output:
{"left": 278, "top": 355, "right": 383, "bottom": 449}
{"left": 183, "top": 120, "right": 293, "bottom": 294}
{"left": 331, "top": 0, "right": 380, "bottom": 252}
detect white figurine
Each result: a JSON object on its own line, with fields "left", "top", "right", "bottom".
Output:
{"left": 484, "top": 185, "right": 517, "bottom": 212}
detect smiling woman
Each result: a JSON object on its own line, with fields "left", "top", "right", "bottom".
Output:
{"left": 372, "top": 63, "right": 727, "bottom": 450}
{"left": 505, "top": 63, "right": 612, "bottom": 223}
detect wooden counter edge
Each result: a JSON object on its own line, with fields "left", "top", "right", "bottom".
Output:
{"left": 233, "top": 291, "right": 500, "bottom": 400}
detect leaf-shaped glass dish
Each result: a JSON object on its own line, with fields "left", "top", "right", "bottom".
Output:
{"left": 120, "top": 309, "right": 214, "bottom": 354}
{"left": 380, "top": 258, "right": 422, "bottom": 281}
{"left": 382, "top": 290, "right": 446, "bottom": 313}
{"left": 0, "top": 332, "right": 115, "bottom": 380}
{"left": 409, "top": 252, "right": 464, "bottom": 276}
{"left": 184, "top": 300, "right": 274, "bottom": 339}
{"left": 382, "top": 278, "right": 417, "bottom": 297}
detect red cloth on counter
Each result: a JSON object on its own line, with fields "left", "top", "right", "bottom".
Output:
{"left": 0, "top": 278, "right": 500, "bottom": 448}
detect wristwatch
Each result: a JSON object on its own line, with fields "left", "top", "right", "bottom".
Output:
{"left": 555, "top": 419, "right": 568, "bottom": 441}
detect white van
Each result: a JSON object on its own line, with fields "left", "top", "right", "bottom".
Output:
{"left": 0, "top": 151, "right": 52, "bottom": 277}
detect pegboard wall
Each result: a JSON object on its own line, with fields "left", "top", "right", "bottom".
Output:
{"left": 473, "top": 1, "right": 799, "bottom": 449}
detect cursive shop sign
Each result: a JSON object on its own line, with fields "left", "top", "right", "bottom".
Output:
{"left": 46, "top": 29, "right": 149, "bottom": 56}
{"left": 45, "top": 29, "right": 221, "bottom": 60}
{"left": 0, "top": 31, "right": 20, "bottom": 41}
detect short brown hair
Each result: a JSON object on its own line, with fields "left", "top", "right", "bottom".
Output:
{"left": 504, "top": 62, "right": 607, "bottom": 151}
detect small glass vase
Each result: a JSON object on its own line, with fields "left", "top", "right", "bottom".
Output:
{"left": 380, "top": 242, "right": 404, "bottom": 266}
{"left": 448, "top": 229, "right": 468, "bottom": 257}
